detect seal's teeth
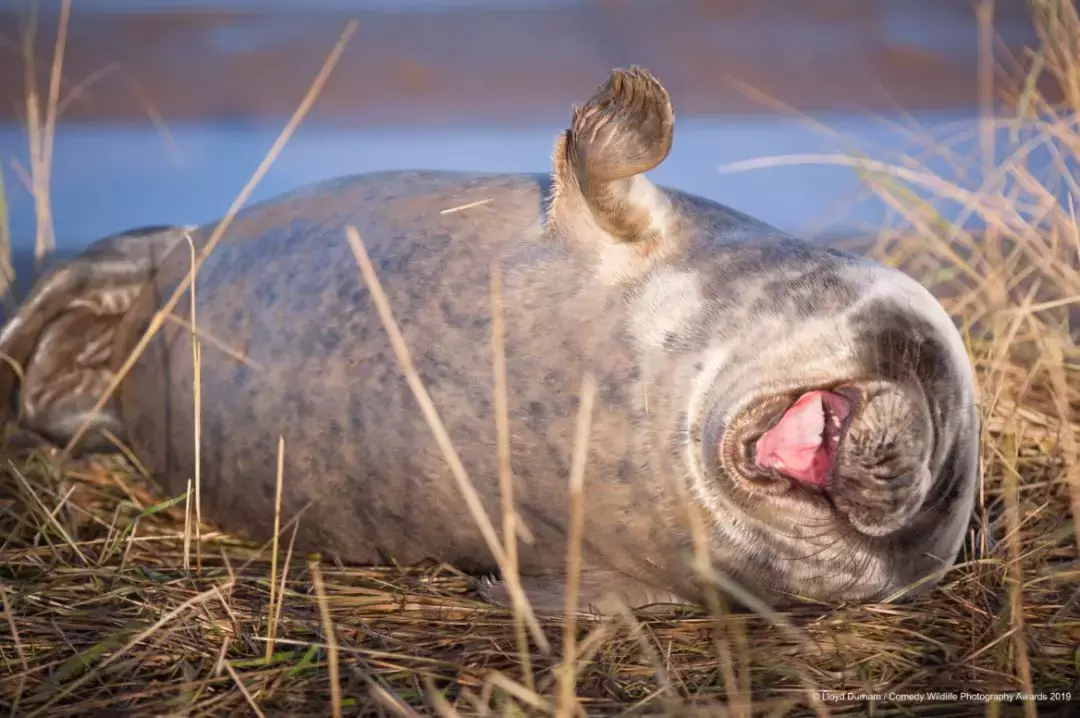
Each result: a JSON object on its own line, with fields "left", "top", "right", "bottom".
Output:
{"left": 774, "top": 459, "right": 786, "bottom": 469}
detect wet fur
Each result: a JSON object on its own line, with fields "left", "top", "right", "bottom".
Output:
{"left": 1, "top": 68, "right": 979, "bottom": 614}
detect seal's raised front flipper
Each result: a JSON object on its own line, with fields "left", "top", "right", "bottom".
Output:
{"left": 549, "top": 66, "right": 680, "bottom": 282}
{"left": 0, "top": 225, "right": 191, "bottom": 453}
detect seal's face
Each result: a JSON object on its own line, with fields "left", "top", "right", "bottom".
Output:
{"left": 720, "top": 381, "right": 932, "bottom": 538}
{"left": 714, "top": 343, "right": 940, "bottom": 540}
{"left": 681, "top": 256, "right": 979, "bottom": 602}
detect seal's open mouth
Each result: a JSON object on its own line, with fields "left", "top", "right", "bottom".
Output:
{"left": 751, "top": 390, "right": 854, "bottom": 488}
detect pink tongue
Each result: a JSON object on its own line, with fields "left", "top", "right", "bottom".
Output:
{"left": 754, "top": 391, "right": 838, "bottom": 487}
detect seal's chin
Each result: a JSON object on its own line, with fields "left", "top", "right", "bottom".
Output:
{"left": 716, "top": 386, "right": 860, "bottom": 497}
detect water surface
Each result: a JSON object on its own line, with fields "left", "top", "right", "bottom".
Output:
{"left": 1, "top": 111, "right": 988, "bottom": 257}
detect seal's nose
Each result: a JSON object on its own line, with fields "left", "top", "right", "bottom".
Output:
{"left": 753, "top": 390, "right": 852, "bottom": 487}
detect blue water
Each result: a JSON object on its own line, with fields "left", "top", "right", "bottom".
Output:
{"left": 1, "top": 111, "right": 998, "bottom": 254}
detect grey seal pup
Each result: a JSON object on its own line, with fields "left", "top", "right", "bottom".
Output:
{"left": 0, "top": 68, "right": 979, "bottom": 613}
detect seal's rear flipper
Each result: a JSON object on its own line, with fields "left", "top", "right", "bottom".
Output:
{"left": 0, "top": 225, "right": 192, "bottom": 453}
{"left": 549, "top": 66, "right": 678, "bottom": 277}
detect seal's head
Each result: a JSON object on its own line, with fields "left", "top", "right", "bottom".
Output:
{"left": 548, "top": 67, "right": 979, "bottom": 604}
{"left": 690, "top": 269, "right": 980, "bottom": 604}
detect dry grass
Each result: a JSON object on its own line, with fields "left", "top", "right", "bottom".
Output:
{"left": 1, "top": 3, "right": 1079, "bottom": 717}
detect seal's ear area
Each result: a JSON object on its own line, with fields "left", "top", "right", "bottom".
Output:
{"left": 569, "top": 66, "right": 674, "bottom": 185}
{"left": 551, "top": 66, "right": 678, "bottom": 251}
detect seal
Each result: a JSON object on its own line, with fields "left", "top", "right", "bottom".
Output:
{"left": 0, "top": 225, "right": 193, "bottom": 453}
{"left": 1, "top": 67, "right": 979, "bottom": 613}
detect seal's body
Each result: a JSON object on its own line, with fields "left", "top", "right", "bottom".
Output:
{"left": 1, "top": 69, "right": 979, "bottom": 612}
